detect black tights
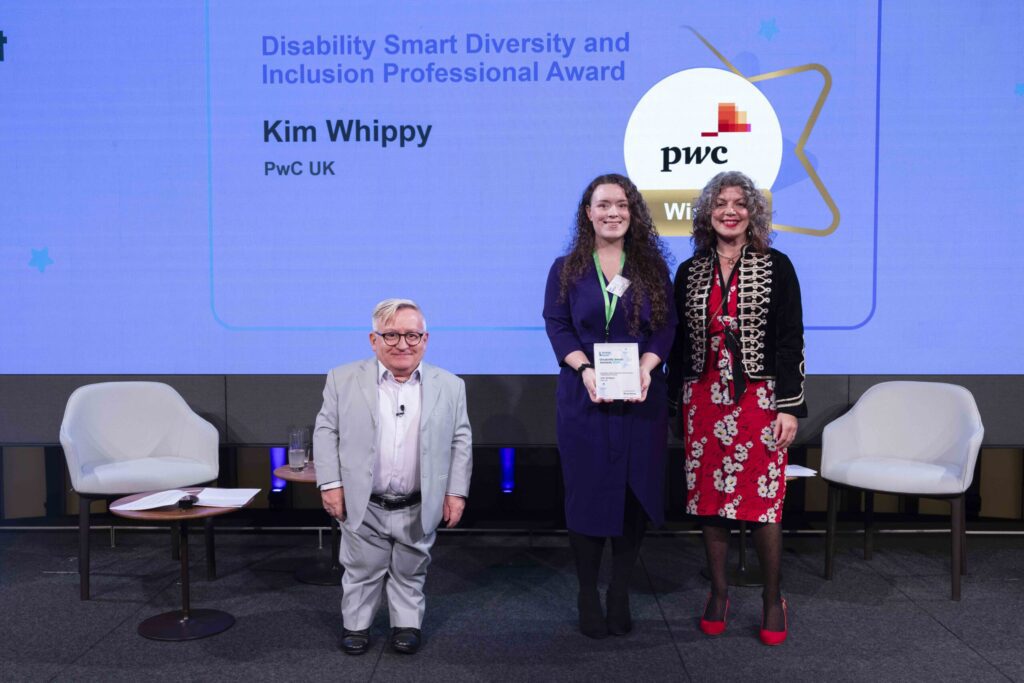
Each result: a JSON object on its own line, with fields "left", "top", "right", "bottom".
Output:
{"left": 568, "top": 488, "right": 648, "bottom": 594}
{"left": 702, "top": 522, "right": 784, "bottom": 630}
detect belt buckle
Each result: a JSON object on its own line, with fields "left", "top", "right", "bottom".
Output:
{"left": 379, "top": 495, "right": 405, "bottom": 509}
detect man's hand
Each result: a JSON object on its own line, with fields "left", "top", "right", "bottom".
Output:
{"left": 773, "top": 413, "right": 798, "bottom": 451}
{"left": 442, "top": 495, "right": 466, "bottom": 528}
{"left": 321, "top": 487, "right": 345, "bottom": 521}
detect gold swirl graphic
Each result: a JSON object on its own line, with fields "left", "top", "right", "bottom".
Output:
{"left": 686, "top": 27, "right": 840, "bottom": 237}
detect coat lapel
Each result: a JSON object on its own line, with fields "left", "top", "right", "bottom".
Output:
{"left": 420, "top": 363, "right": 441, "bottom": 426}
{"left": 357, "top": 359, "right": 379, "bottom": 428}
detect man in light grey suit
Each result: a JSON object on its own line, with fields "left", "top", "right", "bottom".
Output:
{"left": 314, "top": 298, "right": 472, "bottom": 656}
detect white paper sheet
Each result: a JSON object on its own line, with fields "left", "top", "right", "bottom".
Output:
{"left": 110, "top": 489, "right": 193, "bottom": 511}
{"left": 784, "top": 464, "right": 818, "bottom": 478}
{"left": 111, "top": 487, "right": 261, "bottom": 511}
{"left": 195, "top": 487, "right": 261, "bottom": 508}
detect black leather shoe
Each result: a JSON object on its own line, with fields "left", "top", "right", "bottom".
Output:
{"left": 390, "top": 627, "right": 421, "bottom": 654}
{"left": 341, "top": 628, "right": 370, "bottom": 655}
{"left": 578, "top": 590, "right": 608, "bottom": 639}
{"left": 606, "top": 587, "right": 632, "bottom": 635}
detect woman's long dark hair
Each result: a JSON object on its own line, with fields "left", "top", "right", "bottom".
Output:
{"left": 558, "top": 173, "right": 673, "bottom": 335}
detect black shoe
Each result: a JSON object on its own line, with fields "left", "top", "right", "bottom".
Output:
{"left": 341, "top": 628, "right": 370, "bottom": 655}
{"left": 578, "top": 590, "right": 608, "bottom": 639}
{"left": 606, "top": 587, "right": 632, "bottom": 635}
{"left": 390, "top": 627, "right": 422, "bottom": 654}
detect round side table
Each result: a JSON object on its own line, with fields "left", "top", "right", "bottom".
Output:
{"left": 111, "top": 488, "right": 249, "bottom": 641}
{"left": 273, "top": 462, "right": 343, "bottom": 586}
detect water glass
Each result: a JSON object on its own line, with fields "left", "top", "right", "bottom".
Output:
{"left": 288, "top": 427, "right": 307, "bottom": 471}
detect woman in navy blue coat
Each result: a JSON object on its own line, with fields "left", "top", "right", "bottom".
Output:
{"left": 543, "top": 173, "right": 676, "bottom": 638}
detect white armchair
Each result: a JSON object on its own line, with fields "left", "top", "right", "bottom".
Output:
{"left": 821, "top": 381, "right": 984, "bottom": 600}
{"left": 60, "top": 382, "right": 220, "bottom": 599}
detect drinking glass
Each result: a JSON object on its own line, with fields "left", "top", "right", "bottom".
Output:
{"left": 288, "top": 426, "right": 307, "bottom": 471}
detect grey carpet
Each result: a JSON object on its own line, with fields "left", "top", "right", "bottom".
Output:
{"left": 0, "top": 530, "right": 1021, "bottom": 682}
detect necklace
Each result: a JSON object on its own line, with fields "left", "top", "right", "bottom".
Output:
{"left": 716, "top": 249, "right": 742, "bottom": 266}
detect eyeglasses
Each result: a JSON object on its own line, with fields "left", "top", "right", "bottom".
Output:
{"left": 374, "top": 331, "right": 426, "bottom": 347}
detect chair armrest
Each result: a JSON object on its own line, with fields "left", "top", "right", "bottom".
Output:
{"left": 176, "top": 412, "right": 220, "bottom": 473}
{"left": 820, "top": 411, "right": 864, "bottom": 478}
{"left": 937, "top": 424, "right": 985, "bottom": 491}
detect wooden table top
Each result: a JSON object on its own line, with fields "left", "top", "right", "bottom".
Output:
{"left": 273, "top": 462, "right": 318, "bottom": 485}
{"left": 110, "top": 487, "right": 249, "bottom": 522}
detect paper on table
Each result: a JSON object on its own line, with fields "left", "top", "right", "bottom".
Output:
{"left": 784, "top": 464, "right": 818, "bottom": 478}
{"left": 111, "top": 487, "right": 261, "bottom": 511}
{"left": 195, "top": 487, "right": 261, "bottom": 508}
{"left": 111, "top": 489, "right": 193, "bottom": 511}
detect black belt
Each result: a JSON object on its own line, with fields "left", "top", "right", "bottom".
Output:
{"left": 369, "top": 492, "right": 421, "bottom": 510}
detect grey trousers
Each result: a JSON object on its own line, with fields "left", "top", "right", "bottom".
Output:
{"left": 340, "top": 501, "right": 435, "bottom": 630}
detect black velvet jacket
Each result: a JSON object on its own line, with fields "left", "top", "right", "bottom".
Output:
{"left": 666, "top": 246, "right": 807, "bottom": 417}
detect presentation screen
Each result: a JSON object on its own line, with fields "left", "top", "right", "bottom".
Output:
{"left": 2, "top": 1, "right": 1021, "bottom": 374}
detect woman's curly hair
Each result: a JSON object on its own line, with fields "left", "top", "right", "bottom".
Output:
{"left": 691, "top": 170, "right": 773, "bottom": 256}
{"left": 558, "top": 173, "right": 673, "bottom": 335}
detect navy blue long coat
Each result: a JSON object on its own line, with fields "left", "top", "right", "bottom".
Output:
{"left": 543, "top": 256, "right": 677, "bottom": 536}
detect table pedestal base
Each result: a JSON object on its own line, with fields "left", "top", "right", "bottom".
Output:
{"left": 296, "top": 562, "right": 343, "bottom": 586}
{"left": 700, "top": 564, "right": 765, "bottom": 587}
{"left": 138, "top": 608, "right": 235, "bottom": 641}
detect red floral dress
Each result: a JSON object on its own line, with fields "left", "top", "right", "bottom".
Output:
{"left": 682, "top": 263, "right": 787, "bottom": 523}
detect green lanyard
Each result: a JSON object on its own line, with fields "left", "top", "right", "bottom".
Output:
{"left": 593, "top": 250, "right": 626, "bottom": 335}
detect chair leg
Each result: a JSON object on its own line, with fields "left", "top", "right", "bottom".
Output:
{"left": 960, "top": 496, "right": 967, "bottom": 576}
{"left": 78, "top": 496, "right": 91, "bottom": 600}
{"left": 825, "top": 484, "right": 838, "bottom": 580}
{"left": 205, "top": 517, "right": 216, "bottom": 580}
{"left": 863, "top": 491, "right": 875, "bottom": 560}
{"left": 950, "top": 495, "right": 963, "bottom": 601}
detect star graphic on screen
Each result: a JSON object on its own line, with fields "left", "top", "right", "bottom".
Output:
{"left": 29, "top": 248, "right": 54, "bottom": 273}
{"left": 758, "top": 19, "right": 779, "bottom": 41}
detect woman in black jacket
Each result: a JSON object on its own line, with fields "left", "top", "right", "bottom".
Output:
{"left": 667, "top": 170, "right": 806, "bottom": 646}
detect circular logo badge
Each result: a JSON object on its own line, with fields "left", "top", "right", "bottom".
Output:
{"left": 624, "top": 68, "right": 782, "bottom": 235}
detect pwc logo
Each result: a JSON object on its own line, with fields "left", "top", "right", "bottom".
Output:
{"left": 624, "top": 68, "right": 781, "bottom": 235}
{"left": 702, "top": 103, "right": 752, "bottom": 136}
{"left": 659, "top": 103, "right": 752, "bottom": 171}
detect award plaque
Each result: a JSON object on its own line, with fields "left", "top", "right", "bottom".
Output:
{"left": 593, "top": 343, "right": 641, "bottom": 400}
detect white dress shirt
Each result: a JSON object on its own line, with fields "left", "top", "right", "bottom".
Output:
{"left": 371, "top": 361, "right": 422, "bottom": 496}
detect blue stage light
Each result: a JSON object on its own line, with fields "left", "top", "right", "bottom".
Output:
{"left": 500, "top": 447, "right": 515, "bottom": 493}
{"left": 270, "top": 447, "right": 286, "bottom": 491}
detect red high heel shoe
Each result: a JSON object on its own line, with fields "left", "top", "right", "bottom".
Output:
{"left": 699, "top": 593, "right": 729, "bottom": 636}
{"left": 759, "top": 597, "right": 788, "bottom": 646}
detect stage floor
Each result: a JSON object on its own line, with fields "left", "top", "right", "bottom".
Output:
{"left": 1, "top": 529, "right": 1021, "bottom": 682}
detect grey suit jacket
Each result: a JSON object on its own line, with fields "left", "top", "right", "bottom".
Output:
{"left": 313, "top": 358, "right": 473, "bottom": 534}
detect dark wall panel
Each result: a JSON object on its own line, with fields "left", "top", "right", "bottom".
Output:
{"left": 0, "top": 375, "right": 226, "bottom": 445}
{"left": 796, "top": 375, "right": 851, "bottom": 446}
{"left": 849, "top": 376, "right": 1024, "bottom": 447}
{"left": 223, "top": 374, "right": 560, "bottom": 447}
{"left": 463, "top": 375, "right": 558, "bottom": 447}
{"left": 2, "top": 374, "right": 1022, "bottom": 448}
{"left": 224, "top": 375, "right": 326, "bottom": 445}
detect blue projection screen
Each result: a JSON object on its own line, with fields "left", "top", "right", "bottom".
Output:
{"left": 1, "top": 1, "right": 1022, "bottom": 374}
